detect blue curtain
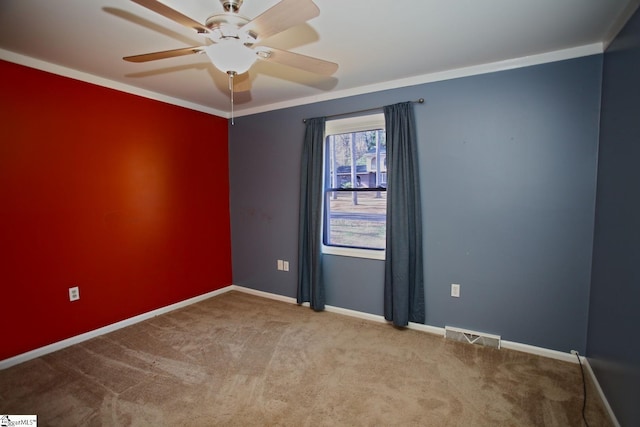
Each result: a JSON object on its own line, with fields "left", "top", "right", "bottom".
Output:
{"left": 297, "top": 117, "right": 326, "bottom": 310}
{"left": 383, "top": 102, "right": 425, "bottom": 326}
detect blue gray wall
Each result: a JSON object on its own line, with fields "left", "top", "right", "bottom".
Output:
{"left": 229, "top": 55, "right": 602, "bottom": 354}
{"left": 588, "top": 6, "right": 640, "bottom": 426}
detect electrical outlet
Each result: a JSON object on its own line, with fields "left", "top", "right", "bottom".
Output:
{"left": 571, "top": 350, "right": 579, "bottom": 356}
{"left": 277, "top": 259, "right": 284, "bottom": 270}
{"left": 69, "top": 286, "right": 80, "bottom": 302}
{"left": 283, "top": 261, "right": 289, "bottom": 272}
{"left": 451, "top": 284, "right": 460, "bottom": 298}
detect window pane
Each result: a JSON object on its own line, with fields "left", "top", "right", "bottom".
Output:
{"left": 323, "top": 119, "right": 387, "bottom": 256}
{"left": 326, "top": 130, "right": 386, "bottom": 190}
{"left": 324, "top": 190, "right": 386, "bottom": 250}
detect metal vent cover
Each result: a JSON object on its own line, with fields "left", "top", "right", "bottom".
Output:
{"left": 445, "top": 326, "right": 501, "bottom": 349}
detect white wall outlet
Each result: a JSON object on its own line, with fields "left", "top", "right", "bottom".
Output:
{"left": 283, "top": 261, "right": 289, "bottom": 272}
{"left": 69, "top": 286, "right": 80, "bottom": 301}
{"left": 451, "top": 284, "right": 460, "bottom": 298}
{"left": 277, "top": 259, "right": 284, "bottom": 271}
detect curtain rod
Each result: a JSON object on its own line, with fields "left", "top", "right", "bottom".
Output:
{"left": 302, "top": 98, "right": 424, "bottom": 123}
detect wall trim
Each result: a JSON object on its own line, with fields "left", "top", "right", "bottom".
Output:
{"left": 0, "top": 284, "right": 589, "bottom": 367}
{"left": 229, "top": 285, "right": 298, "bottom": 305}
{"left": 499, "top": 340, "right": 580, "bottom": 364}
{"left": 231, "top": 285, "right": 581, "bottom": 363}
{"left": 0, "top": 283, "right": 599, "bottom": 368}
{"left": 231, "top": 287, "right": 619, "bottom": 425}
{"left": 583, "top": 357, "right": 621, "bottom": 427}
{"left": 603, "top": 0, "right": 640, "bottom": 50}
{"left": 1, "top": 283, "right": 619, "bottom": 426}
{"left": 0, "top": 49, "right": 228, "bottom": 118}
{"left": 232, "top": 43, "right": 603, "bottom": 118}
{"left": 0, "top": 286, "right": 233, "bottom": 370}
{"left": 2, "top": 43, "right": 602, "bottom": 120}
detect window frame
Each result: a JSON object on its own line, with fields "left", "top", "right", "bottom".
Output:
{"left": 321, "top": 113, "right": 386, "bottom": 260}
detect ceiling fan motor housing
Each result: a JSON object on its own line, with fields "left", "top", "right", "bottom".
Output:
{"left": 220, "top": 0, "right": 243, "bottom": 13}
{"left": 205, "top": 14, "right": 256, "bottom": 45}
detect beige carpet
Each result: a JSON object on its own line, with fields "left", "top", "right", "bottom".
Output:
{"left": 0, "top": 291, "right": 611, "bottom": 426}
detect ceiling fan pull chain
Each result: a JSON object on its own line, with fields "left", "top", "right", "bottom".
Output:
{"left": 228, "top": 71, "right": 235, "bottom": 125}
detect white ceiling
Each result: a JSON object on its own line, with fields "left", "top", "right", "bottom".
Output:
{"left": 1, "top": 0, "right": 638, "bottom": 118}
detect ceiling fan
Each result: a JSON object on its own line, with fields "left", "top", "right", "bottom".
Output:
{"left": 123, "top": 0, "right": 338, "bottom": 120}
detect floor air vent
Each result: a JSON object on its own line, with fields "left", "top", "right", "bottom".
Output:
{"left": 444, "top": 326, "right": 501, "bottom": 349}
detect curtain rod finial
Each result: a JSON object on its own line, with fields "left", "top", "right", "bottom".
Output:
{"left": 418, "top": 98, "right": 424, "bottom": 104}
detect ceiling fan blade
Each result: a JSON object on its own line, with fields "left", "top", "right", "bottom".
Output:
{"left": 258, "top": 47, "right": 338, "bottom": 75}
{"left": 241, "top": 0, "right": 319, "bottom": 42}
{"left": 130, "top": 0, "right": 209, "bottom": 34}
{"left": 233, "top": 73, "right": 252, "bottom": 92}
{"left": 123, "top": 46, "right": 204, "bottom": 62}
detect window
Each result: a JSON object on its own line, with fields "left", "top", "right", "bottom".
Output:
{"left": 322, "top": 114, "right": 386, "bottom": 260}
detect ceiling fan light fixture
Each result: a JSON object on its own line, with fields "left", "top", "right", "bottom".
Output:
{"left": 204, "top": 41, "right": 257, "bottom": 74}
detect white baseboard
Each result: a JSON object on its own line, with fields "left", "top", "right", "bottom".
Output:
{"left": 582, "top": 357, "right": 621, "bottom": 427}
{"left": 230, "top": 286, "right": 580, "bottom": 363}
{"left": 1, "top": 284, "right": 620, "bottom": 426}
{"left": 231, "top": 286, "right": 620, "bottom": 425}
{"left": 0, "top": 286, "right": 233, "bottom": 370}
{"left": 0, "top": 284, "right": 595, "bottom": 368}
{"left": 500, "top": 340, "right": 579, "bottom": 363}
{"left": 229, "top": 285, "right": 446, "bottom": 335}
{"left": 228, "top": 285, "right": 298, "bottom": 305}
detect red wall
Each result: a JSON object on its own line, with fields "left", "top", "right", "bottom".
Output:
{"left": 0, "top": 60, "right": 232, "bottom": 360}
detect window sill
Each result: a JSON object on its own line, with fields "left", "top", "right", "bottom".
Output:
{"left": 322, "top": 245, "right": 385, "bottom": 260}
